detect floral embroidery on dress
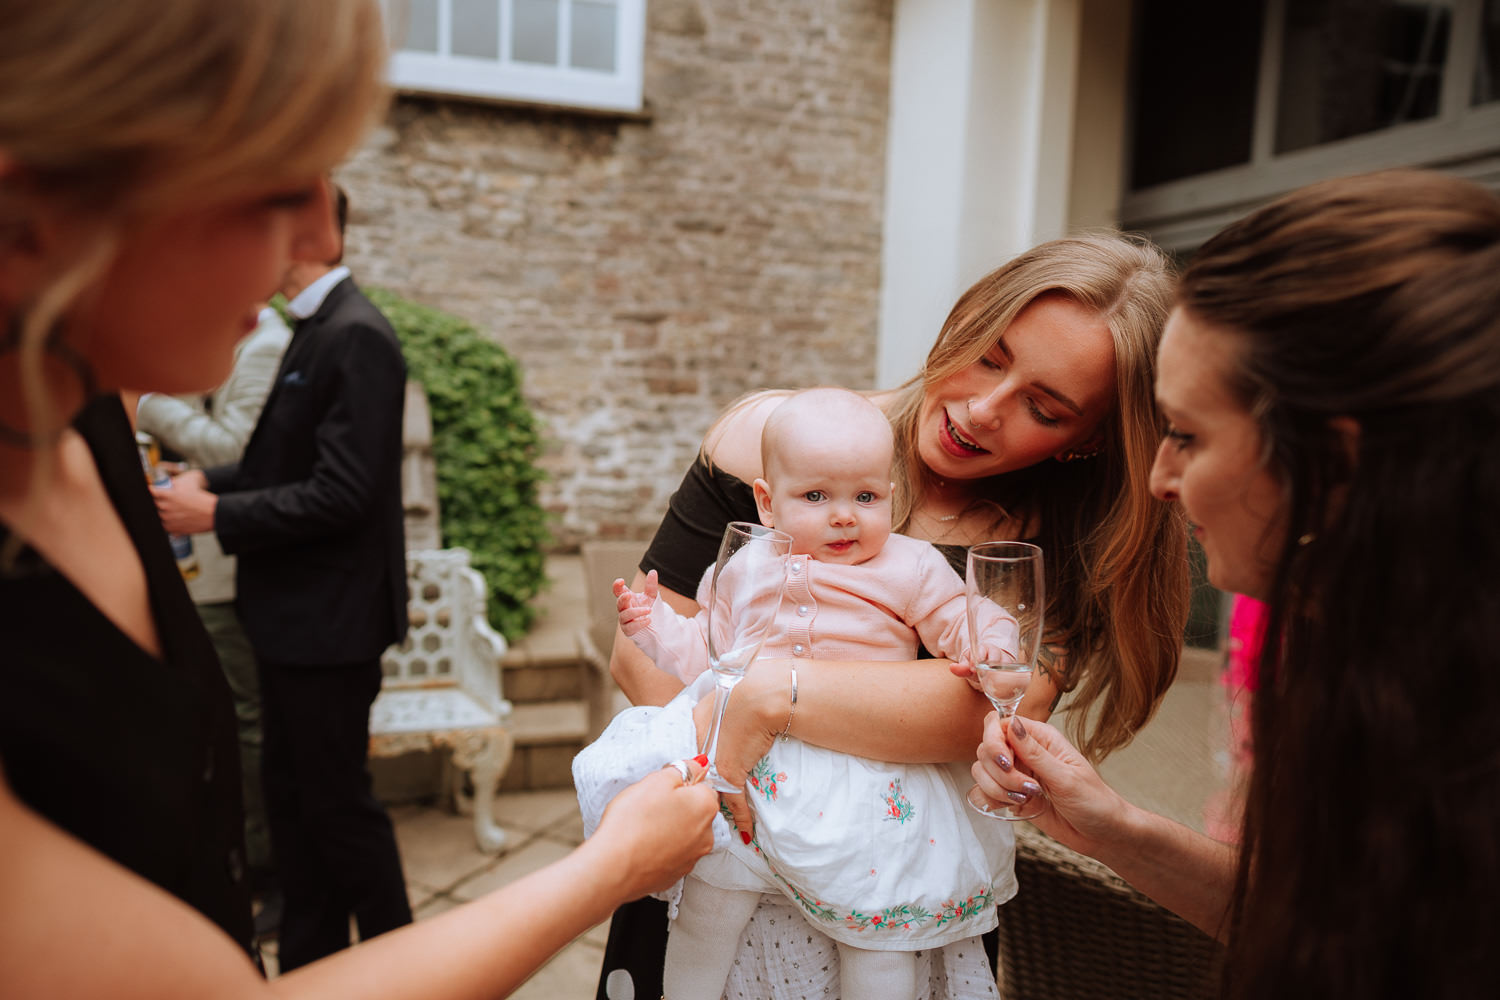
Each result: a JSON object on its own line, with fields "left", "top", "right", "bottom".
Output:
{"left": 934, "top": 891, "right": 994, "bottom": 928}
{"left": 804, "top": 884, "right": 993, "bottom": 934}
{"left": 881, "top": 778, "right": 915, "bottom": 824}
{"left": 777, "top": 877, "right": 840, "bottom": 924}
{"left": 748, "top": 757, "right": 788, "bottom": 802}
{"left": 750, "top": 829, "right": 995, "bottom": 936}
{"left": 846, "top": 903, "right": 931, "bottom": 932}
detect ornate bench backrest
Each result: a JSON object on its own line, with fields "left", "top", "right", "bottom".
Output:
{"left": 381, "top": 548, "right": 480, "bottom": 690}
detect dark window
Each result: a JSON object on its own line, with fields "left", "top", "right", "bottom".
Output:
{"left": 1129, "top": 0, "right": 1267, "bottom": 189}
{"left": 1477, "top": 0, "right": 1500, "bottom": 105}
{"left": 1275, "top": 0, "right": 1450, "bottom": 153}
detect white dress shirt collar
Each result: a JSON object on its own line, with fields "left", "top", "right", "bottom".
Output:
{"left": 286, "top": 265, "right": 352, "bottom": 321}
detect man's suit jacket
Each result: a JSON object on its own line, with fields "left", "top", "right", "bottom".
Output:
{"left": 205, "top": 277, "right": 408, "bottom": 665}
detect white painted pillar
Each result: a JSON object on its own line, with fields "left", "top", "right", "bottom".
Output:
{"left": 877, "top": 0, "right": 1084, "bottom": 388}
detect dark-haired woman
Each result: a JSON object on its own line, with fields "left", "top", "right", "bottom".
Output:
{"left": 975, "top": 169, "right": 1500, "bottom": 998}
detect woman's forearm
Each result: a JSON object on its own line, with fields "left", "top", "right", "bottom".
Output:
{"left": 610, "top": 628, "right": 688, "bottom": 707}
{"left": 759, "top": 658, "right": 993, "bottom": 763}
{"left": 1098, "top": 805, "right": 1238, "bottom": 941}
{"left": 1, "top": 761, "right": 715, "bottom": 1000}
{"left": 276, "top": 839, "right": 630, "bottom": 1000}
{"left": 985, "top": 716, "right": 1238, "bottom": 942}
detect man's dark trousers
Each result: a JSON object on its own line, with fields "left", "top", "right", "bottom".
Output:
{"left": 258, "top": 656, "right": 411, "bottom": 968}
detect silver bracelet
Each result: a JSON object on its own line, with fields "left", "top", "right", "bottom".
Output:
{"left": 777, "top": 666, "right": 798, "bottom": 742}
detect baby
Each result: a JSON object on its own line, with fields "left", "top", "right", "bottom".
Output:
{"left": 609, "top": 388, "right": 1019, "bottom": 1000}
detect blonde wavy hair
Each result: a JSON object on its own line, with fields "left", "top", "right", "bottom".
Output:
{"left": 0, "top": 0, "right": 389, "bottom": 450}
{"left": 886, "top": 233, "right": 1190, "bottom": 761}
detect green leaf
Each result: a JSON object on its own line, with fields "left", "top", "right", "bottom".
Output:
{"left": 368, "top": 287, "right": 552, "bottom": 641}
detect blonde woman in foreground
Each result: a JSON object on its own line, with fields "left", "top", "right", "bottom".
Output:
{"left": 0, "top": 0, "right": 715, "bottom": 995}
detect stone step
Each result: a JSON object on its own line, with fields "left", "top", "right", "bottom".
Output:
{"left": 502, "top": 657, "right": 589, "bottom": 704}
{"left": 495, "top": 553, "right": 596, "bottom": 789}
{"left": 500, "top": 699, "right": 591, "bottom": 791}
{"left": 500, "top": 552, "right": 592, "bottom": 712}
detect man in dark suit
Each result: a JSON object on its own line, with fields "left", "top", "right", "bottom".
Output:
{"left": 157, "top": 182, "right": 412, "bottom": 970}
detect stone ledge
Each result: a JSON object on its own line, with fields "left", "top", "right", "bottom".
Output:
{"left": 510, "top": 699, "right": 590, "bottom": 745}
{"left": 503, "top": 661, "right": 588, "bottom": 703}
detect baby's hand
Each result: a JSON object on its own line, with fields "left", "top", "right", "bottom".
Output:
{"left": 949, "top": 646, "right": 982, "bottom": 691}
{"left": 949, "top": 642, "right": 1014, "bottom": 691}
{"left": 614, "top": 569, "right": 660, "bottom": 638}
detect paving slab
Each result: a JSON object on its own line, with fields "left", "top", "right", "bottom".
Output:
{"left": 490, "top": 786, "right": 585, "bottom": 835}
{"left": 449, "top": 836, "right": 577, "bottom": 902}
{"left": 392, "top": 805, "right": 520, "bottom": 892}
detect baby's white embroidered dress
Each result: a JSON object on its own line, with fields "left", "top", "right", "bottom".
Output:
{"left": 597, "top": 533, "right": 1022, "bottom": 952}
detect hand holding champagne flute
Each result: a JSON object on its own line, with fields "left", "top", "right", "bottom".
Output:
{"left": 965, "top": 541, "right": 1046, "bottom": 821}
{"left": 702, "top": 521, "right": 792, "bottom": 793}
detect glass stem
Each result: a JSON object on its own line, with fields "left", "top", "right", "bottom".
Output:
{"left": 704, "top": 673, "right": 744, "bottom": 794}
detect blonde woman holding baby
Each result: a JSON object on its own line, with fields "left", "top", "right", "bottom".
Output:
{"left": 597, "top": 237, "right": 1192, "bottom": 999}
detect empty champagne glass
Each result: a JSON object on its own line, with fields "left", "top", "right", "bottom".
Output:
{"left": 702, "top": 521, "right": 792, "bottom": 793}
{"left": 964, "top": 541, "right": 1046, "bottom": 820}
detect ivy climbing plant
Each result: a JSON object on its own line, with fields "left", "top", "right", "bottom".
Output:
{"left": 366, "top": 287, "right": 550, "bottom": 642}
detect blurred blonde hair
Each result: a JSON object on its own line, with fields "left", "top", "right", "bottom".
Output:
{"left": 885, "top": 234, "right": 1189, "bottom": 761}
{"left": 0, "top": 0, "right": 389, "bottom": 448}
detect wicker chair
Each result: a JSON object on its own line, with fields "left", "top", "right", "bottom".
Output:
{"left": 996, "top": 823, "right": 1224, "bottom": 999}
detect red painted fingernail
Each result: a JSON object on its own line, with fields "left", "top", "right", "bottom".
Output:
{"left": 740, "top": 830, "right": 752, "bottom": 845}
{"left": 693, "top": 754, "right": 709, "bottom": 767}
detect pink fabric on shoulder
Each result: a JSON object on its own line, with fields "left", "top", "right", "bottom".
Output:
{"left": 1225, "top": 595, "right": 1267, "bottom": 692}
{"left": 1205, "top": 594, "right": 1267, "bottom": 843}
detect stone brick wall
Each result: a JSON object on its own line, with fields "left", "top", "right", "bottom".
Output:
{"left": 339, "top": 0, "right": 893, "bottom": 549}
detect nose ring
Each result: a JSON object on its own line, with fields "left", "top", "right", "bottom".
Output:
{"left": 966, "top": 398, "right": 997, "bottom": 430}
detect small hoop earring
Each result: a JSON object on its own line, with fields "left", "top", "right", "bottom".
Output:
{"left": 0, "top": 315, "right": 97, "bottom": 448}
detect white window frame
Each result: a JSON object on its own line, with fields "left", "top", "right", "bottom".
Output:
{"left": 1121, "top": 0, "right": 1500, "bottom": 252}
{"left": 381, "top": 0, "right": 646, "bottom": 113}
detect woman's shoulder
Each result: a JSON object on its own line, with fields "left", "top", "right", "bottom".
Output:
{"left": 702, "top": 389, "right": 792, "bottom": 482}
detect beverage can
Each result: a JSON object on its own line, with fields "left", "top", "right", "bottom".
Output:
{"left": 135, "top": 431, "right": 200, "bottom": 581}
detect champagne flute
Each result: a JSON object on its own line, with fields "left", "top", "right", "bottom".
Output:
{"left": 964, "top": 541, "right": 1046, "bottom": 820}
{"left": 702, "top": 521, "right": 792, "bottom": 793}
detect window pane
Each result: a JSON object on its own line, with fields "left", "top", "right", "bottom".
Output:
{"left": 513, "top": 0, "right": 559, "bottom": 65}
{"left": 1130, "top": 0, "right": 1265, "bottom": 189}
{"left": 1276, "top": 0, "right": 1450, "bottom": 153}
{"left": 403, "top": 0, "right": 440, "bottom": 52}
{"left": 1477, "top": 0, "right": 1500, "bottom": 104}
{"left": 453, "top": 0, "right": 500, "bottom": 60}
{"left": 570, "top": 1, "right": 617, "bottom": 71}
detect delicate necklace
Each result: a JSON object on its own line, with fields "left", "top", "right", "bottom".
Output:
{"left": 928, "top": 479, "right": 964, "bottom": 522}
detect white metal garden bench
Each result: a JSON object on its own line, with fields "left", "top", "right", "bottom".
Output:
{"left": 371, "top": 547, "right": 515, "bottom": 853}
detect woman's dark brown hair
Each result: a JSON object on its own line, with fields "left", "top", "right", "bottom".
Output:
{"left": 1179, "top": 170, "right": 1500, "bottom": 998}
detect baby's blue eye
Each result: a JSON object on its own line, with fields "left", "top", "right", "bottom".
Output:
{"left": 856, "top": 491, "right": 877, "bottom": 504}
{"left": 804, "top": 490, "right": 826, "bottom": 502}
